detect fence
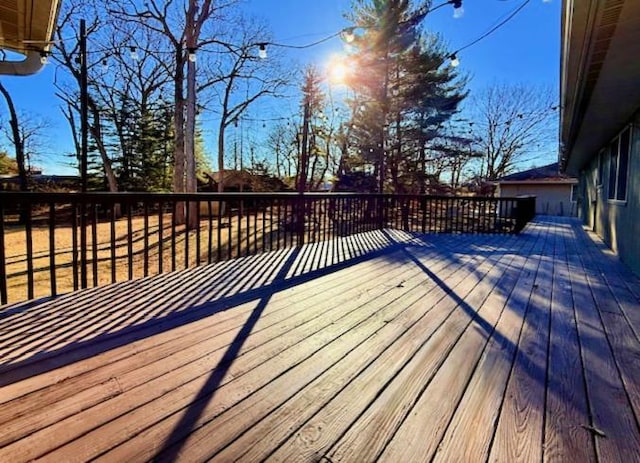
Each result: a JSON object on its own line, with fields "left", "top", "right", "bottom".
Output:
{"left": 0, "top": 192, "right": 535, "bottom": 305}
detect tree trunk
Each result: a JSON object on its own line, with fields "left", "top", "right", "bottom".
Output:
{"left": 297, "top": 99, "right": 310, "bottom": 194}
{"left": 172, "top": 47, "right": 186, "bottom": 224}
{"left": 185, "top": 53, "right": 198, "bottom": 229}
{"left": 217, "top": 116, "right": 228, "bottom": 218}
{"left": 89, "top": 101, "right": 118, "bottom": 193}
{"left": 0, "top": 82, "right": 27, "bottom": 192}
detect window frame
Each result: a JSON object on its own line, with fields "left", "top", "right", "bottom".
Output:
{"left": 570, "top": 183, "right": 579, "bottom": 202}
{"left": 607, "top": 125, "right": 632, "bottom": 204}
{"left": 596, "top": 149, "right": 605, "bottom": 186}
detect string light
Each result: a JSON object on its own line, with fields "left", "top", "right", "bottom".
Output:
{"left": 342, "top": 28, "right": 356, "bottom": 43}
{"left": 102, "top": 58, "right": 108, "bottom": 71}
{"left": 41, "top": 0, "right": 531, "bottom": 78}
{"left": 258, "top": 43, "right": 267, "bottom": 59}
{"left": 39, "top": 51, "right": 49, "bottom": 65}
{"left": 452, "top": 0, "right": 464, "bottom": 19}
{"left": 187, "top": 47, "right": 197, "bottom": 62}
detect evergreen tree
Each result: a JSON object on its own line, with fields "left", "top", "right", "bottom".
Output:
{"left": 343, "top": 0, "right": 467, "bottom": 192}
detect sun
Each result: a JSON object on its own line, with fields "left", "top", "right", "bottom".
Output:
{"left": 328, "top": 54, "right": 351, "bottom": 84}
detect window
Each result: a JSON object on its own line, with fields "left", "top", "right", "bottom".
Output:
{"left": 608, "top": 139, "right": 618, "bottom": 199}
{"left": 597, "top": 150, "right": 605, "bottom": 186}
{"left": 607, "top": 126, "right": 632, "bottom": 202}
{"left": 571, "top": 184, "right": 578, "bottom": 202}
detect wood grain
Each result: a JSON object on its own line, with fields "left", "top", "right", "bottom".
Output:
{"left": 542, "top": 227, "right": 595, "bottom": 462}
{"left": 1, "top": 220, "right": 640, "bottom": 462}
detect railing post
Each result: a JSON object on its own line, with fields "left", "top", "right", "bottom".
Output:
{"left": 421, "top": 195, "right": 427, "bottom": 233}
{"left": 377, "top": 194, "right": 385, "bottom": 230}
{"left": 0, "top": 203, "right": 6, "bottom": 305}
{"left": 513, "top": 195, "right": 536, "bottom": 234}
{"left": 297, "top": 194, "right": 305, "bottom": 246}
{"left": 80, "top": 198, "right": 88, "bottom": 289}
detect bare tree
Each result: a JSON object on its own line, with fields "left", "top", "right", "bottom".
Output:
{"left": 53, "top": 1, "right": 119, "bottom": 193}
{"left": 469, "top": 83, "right": 557, "bottom": 180}
{"left": 109, "top": 0, "right": 225, "bottom": 226}
{"left": 196, "top": 14, "right": 287, "bottom": 193}
{"left": 7, "top": 112, "right": 50, "bottom": 172}
{"left": 0, "top": 81, "right": 28, "bottom": 191}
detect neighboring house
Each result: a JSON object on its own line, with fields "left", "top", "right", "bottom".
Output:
{"left": 202, "top": 170, "right": 289, "bottom": 192}
{"left": 0, "top": 174, "right": 80, "bottom": 191}
{"left": 495, "top": 163, "right": 578, "bottom": 217}
{"left": 202, "top": 170, "right": 255, "bottom": 192}
{"left": 561, "top": 0, "right": 640, "bottom": 275}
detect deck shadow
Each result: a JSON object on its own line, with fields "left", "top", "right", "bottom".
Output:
{"left": 0, "top": 231, "right": 403, "bottom": 387}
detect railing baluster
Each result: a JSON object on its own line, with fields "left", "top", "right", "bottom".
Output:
{"left": 91, "top": 202, "right": 98, "bottom": 287}
{"left": 282, "top": 200, "right": 288, "bottom": 248}
{"left": 261, "top": 201, "right": 266, "bottom": 253}
{"left": 72, "top": 201, "right": 79, "bottom": 291}
{"left": 196, "top": 199, "right": 201, "bottom": 266}
{"left": 49, "top": 203, "right": 57, "bottom": 297}
{"left": 144, "top": 201, "right": 149, "bottom": 277}
{"left": 226, "top": 202, "right": 232, "bottom": 259}
{"left": 185, "top": 200, "right": 190, "bottom": 269}
{"left": 110, "top": 202, "right": 117, "bottom": 283}
{"left": 237, "top": 200, "right": 242, "bottom": 258}
{"left": 208, "top": 200, "right": 213, "bottom": 264}
{"left": 171, "top": 201, "right": 177, "bottom": 272}
{"left": 127, "top": 201, "right": 134, "bottom": 281}
{"left": 158, "top": 200, "right": 164, "bottom": 274}
{"left": 24, "top": 202, "right": 34, "bottom": 300}
{"left": 80, "top": 198, "right": 88, "bottom": 289}
{"left": 0, "top": 203, "right": 6, "bottom": 305}
{"left": 245, "top": 200, "right": 250, "bottom": 254}
{"left": 277, "top": 198, "right": 282, "bottom": 250}
{"left": 216, "top": 200, "right": 222, "bottom": 262}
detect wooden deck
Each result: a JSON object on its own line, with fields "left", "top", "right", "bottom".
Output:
{"left": 1, "top": 216, "right": 640, "bottom": 462}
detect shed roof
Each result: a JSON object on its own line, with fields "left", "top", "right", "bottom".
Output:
{"left": 497, "top": 163, "right": 578, "bottom": 184}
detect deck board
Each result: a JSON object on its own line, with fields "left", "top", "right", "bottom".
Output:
{"left": 1, "top": 218, "right": 640, "bottom": 462}
{"left": 542, "top": 224, "right": 595, "bottom": 462}
{"left": 431, "top": 221, "right": 546, "bottom": 462}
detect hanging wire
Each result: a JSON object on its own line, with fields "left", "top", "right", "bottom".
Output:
{"left": 453, "top": 0, "right": 531, "bottom": 54}
{"left": 5, "top": 0, "right": 540, "bottom": 80}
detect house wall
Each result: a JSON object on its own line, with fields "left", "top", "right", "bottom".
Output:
{"left": 579, "top": 113, "right": 640, "bottom": 276}
{"left": 499, "top": 184, "right": 577, "bottom": 216}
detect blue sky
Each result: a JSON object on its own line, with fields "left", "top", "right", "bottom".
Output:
{"left": 0, "top": 0, "right": 561, "bottom": 174}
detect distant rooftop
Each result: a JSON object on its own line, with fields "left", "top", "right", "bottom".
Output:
{"left": 498, "top": 162, "right": 577, "bottom": 183}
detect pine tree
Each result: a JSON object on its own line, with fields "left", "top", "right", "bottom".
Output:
{"left": 343, "top": 0, "right": 467, "bottom": 192}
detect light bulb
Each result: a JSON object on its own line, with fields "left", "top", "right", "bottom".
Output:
{"left": 342, "top": 28, "right": 355, "bottom": 43}
{"left": 450, "top": 54, "right": 460, "bottom": 67}
{"left": 39, "top": 52, "right": 48, "bottom": 65}
{"left": 129, "top": 47, "right": 139, "bottom": 60}
{"left": 102, "top": 59, "right": 108, "bottom": 71}
{"left": 258, "top": 44, "right": 267, "bottom": 59}
{"left": 452, "top": 0, "right": 464, "bottom": 18}
{"left": 188, "top": 48, "right": 197, "bottom": 62}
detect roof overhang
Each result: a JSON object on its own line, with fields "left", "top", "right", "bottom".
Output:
{"left": 560, "top": 0, "right": 640, "bottom": 175}
{"left": 0, "top": 0, "right": 61, "bottom": 75}
{"left": 496, "top": 179, "right": 578, "bottom": 185}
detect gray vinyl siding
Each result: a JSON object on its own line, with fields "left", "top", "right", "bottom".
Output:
{"left": 579, "top": 113, "right": 640, "bottom": 276}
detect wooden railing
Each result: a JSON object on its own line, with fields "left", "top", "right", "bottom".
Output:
{"left": 0, "top": 192, "right": 535, "bottom": 305}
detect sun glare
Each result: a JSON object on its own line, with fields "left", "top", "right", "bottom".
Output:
{"left": 328, "top": 54, "right": 351, "bottom": 84}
